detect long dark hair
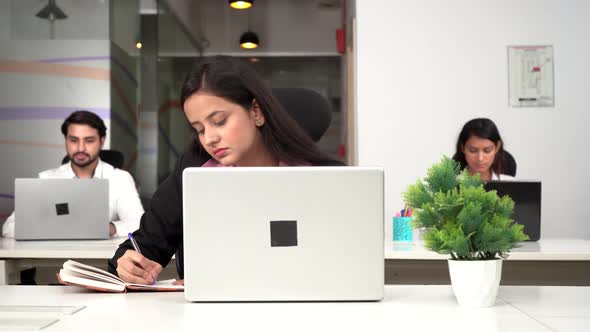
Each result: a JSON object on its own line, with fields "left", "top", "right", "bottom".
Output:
{"left": 180, "top": 56, "right": 341, "bottom": 166}
{"left": 452, "top": 118, "right": 505, "bottom": 175}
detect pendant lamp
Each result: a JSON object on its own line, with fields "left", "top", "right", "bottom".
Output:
{"left": 240, "top": 31, "right": 259, "bottom": 49}
{"left": 229, "top": 1, "right": 253, "bottom": 10}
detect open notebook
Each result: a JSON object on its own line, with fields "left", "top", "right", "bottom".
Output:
{"left": 57, "top": 260, "right": 184, "bottom": 293}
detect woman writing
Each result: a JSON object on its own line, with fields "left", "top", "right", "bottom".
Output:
{"left": 108, "top": 56, "right": 343, "bottom": 284}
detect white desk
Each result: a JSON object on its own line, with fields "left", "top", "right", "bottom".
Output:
{"left": 1, "top": 238, "right": 589, "bottom": 285}
{"left": 0, "top": 238, "right": 124, "bottom": 285}
{"left": 386, "top": 238, "right": 590, "bottom": 260}
{"left": 0, "top": 285, "right": 588, "bottom": 332}
{"left": 0, "top": 238, "right": 181, "bottom": 285}
{"left": 0, "top": 238, "right": 124, "bottom": 259}
{"left": 384, "top": 238, "right": 590, "bottom": 285}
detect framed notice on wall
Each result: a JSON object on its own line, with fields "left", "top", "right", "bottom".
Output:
{"left": 508, "top": 45, "right": 554, "bottom": 107}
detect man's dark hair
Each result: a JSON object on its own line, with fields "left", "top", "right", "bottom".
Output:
{"left": 61, "top": 110, "right": 107, "bottom": 138}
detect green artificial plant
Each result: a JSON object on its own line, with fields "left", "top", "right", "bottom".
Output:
{"left": 403, "top": 156, "right": 528, "bottom": 260}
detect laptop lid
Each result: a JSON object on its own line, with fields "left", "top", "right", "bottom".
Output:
{"left": 484, "top": 181, "right": 542, "bottom": 241}
{"left": 15, "top": 179, "right": 109, "bottom": 240}
{"left": 182, "top": 167, "right": 384, "bottom": 302}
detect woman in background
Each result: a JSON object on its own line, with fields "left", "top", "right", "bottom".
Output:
{"left": 453, "top": 118, "right": 514, "bottom": 181}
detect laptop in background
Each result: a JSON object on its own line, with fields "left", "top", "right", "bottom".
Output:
{"left": 484, "top": 181, "right": 542, "bottom": 241}
{"left": 15, "top": 179, "right": 109, "bottom": 240}
{"left": 182, "top": 167, "right": 384, "bottom": 302}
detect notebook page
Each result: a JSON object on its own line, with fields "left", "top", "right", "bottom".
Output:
{"left": 59, "top": 270, "right": 126, "bottom": 292}
{"left": 63, "top": 260, "right": 123, "bottom": 282}
{"left": 61, "top": 265, "right": 122, "bottom": 285}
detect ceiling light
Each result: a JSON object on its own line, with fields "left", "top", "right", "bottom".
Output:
{"left": 229, "top": 1, "right": 253, "bottom": 10}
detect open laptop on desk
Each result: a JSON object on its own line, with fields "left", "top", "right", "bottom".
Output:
{"left": 182, "top": 167, "right": 384, "bottom": 302}
{"left": 485, "top": 181, "right": 542, "bottom": 241}
{"left": 15, "top": 179, "right": 109, "bottom": 240}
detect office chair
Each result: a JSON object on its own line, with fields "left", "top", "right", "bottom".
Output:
{"left": 502, "top": 150, "right": 517, "bottom": 177}
{"left": 175, "top": 87, "right": 334, "bottom": 278}
{"left": 272, "top": 87, "right": 332, "bottom": 142}
{"left": 61, "top": 149, "right": 125, "bottom": 169}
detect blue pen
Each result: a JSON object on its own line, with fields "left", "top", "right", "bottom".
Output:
{"left": 128, "top": 232, "right": 143, "bottom": 254}
{"left": 128, "top": 233, "right": 156, "bottom": 285}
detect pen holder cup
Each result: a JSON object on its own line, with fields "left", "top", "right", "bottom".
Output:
{"left": 393, "top": 217, "right": 413, "bottom": 242}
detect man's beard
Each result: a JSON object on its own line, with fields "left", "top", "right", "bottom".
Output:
{"left": 70, "top": 152, "right": 98, "bottom": 168}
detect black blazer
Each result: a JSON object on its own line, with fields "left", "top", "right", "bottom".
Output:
{"left": 108, "top": 144, "right": 344, "bottom": 278}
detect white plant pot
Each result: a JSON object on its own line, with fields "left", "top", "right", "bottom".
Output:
{"left": 448, "top": 259, "right": 502, "bottom": 308}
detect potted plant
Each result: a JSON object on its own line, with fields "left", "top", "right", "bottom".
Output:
{"left": 403, "top": 156, "right": 528, "bottom": 307}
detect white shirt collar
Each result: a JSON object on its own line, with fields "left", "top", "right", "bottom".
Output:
{"left": 66, "top": 158, "right": 105, "bottom": 179}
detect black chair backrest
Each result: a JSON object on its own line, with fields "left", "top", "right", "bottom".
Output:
{"left": 272, "top": 87, "right": 332, "bottom": 142}
{"left": 62, "top": 149, "right": 125, "bottom": 169}
{"left": 503, "top": 150, "right": 517, "bottom": 177}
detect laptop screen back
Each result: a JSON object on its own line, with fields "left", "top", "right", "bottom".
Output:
{"left": 15, "top": 178, "right": 109, "bottom": 240}
{"left": 182, "top": 167, "right": 384, "bottom": 302}
{"left": 484, "top": 181, "right": 542, "bottom": 241}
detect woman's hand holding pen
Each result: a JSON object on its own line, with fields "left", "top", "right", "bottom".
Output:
{"left": 116, "top": 250, "right": 163, "bottom": 284}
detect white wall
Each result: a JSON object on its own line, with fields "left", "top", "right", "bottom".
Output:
{"left": 0, "top": 1, "right": 10, "bottom": 40}
{"left": 356, "top": 0, "right": 590, "bottom": 240}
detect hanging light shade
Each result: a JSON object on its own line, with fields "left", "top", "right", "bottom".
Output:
{"left": 36, "top": 0, "right": 67, "bottom": 21}
{"left": 228, "top": 0, "right": 253, "bottom": 10}
{"left": 240, "top": 31, "right": 259, "bottom": 49}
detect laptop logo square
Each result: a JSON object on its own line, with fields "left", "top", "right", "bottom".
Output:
{"left": 55, "top": 203, "right": 70, "bottom": 216}
{"left": 270, "top": 220, "right": 298, "bottom": 247}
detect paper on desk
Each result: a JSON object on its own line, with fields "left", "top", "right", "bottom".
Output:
{"left": 126, "top": 279, "right": 184, "bottom": 290}
{"left": 0, "top": 305, "right": 85, "bottom": 315}
{"left": 155, "top": 279, "right": 181, "bottom": 286}
{"left": 0, "top": 318, "right": 59, "bottom": 330}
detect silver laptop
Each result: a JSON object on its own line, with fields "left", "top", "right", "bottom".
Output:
{"left": 15, "top": 179, "right": 109, "bottom": 240}
{"left": 182, "top": 167, "right": 384, "bottom": 302}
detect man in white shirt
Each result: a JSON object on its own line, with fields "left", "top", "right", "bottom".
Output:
{"left": 2, "top": 110, "right": 144, "bottom": 238}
